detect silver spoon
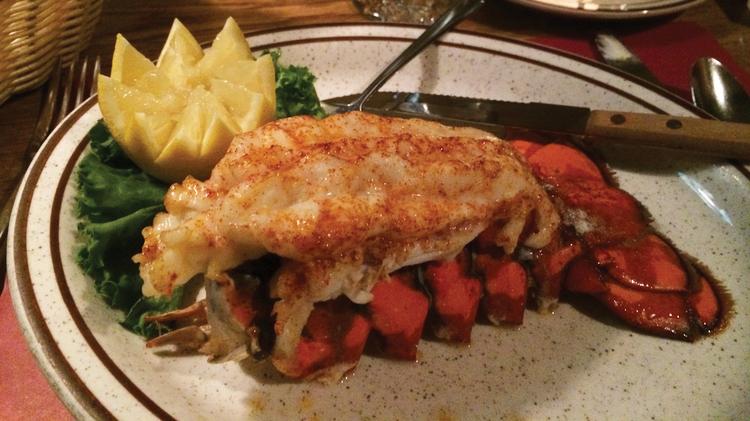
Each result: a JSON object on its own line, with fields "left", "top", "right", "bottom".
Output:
{"left": 690, "top": 57, "right": 750, "bottom": 124}
{"left": 336, "top": 0, "right": 485, "bottom": 113}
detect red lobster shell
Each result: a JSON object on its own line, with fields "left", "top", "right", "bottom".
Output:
{"left": 150, "top": 138, "right": 731, "bottom": 380}
{"left": 510, "top": 139, "right": 728, "bottom": 341}
{"left": 283, "top": 138, "right": 731, "bottom": 378}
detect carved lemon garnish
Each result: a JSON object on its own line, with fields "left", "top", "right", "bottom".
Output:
{"left": 98, "top": 17, "right": 276, "bottom": 182}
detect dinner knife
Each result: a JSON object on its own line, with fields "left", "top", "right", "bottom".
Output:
{"left": 594, "top": 34, "right": 661, "bottom": 86}
{"left": 321, "top": 92, "right": 750, "bottom": 160}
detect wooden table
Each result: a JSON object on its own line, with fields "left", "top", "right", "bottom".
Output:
{"left": 0, "top": 0, "right": 747, "bottom": 418}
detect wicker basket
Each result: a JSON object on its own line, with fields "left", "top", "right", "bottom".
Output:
{"left": 0, "top": 0, "right": 102, "bottom": 105}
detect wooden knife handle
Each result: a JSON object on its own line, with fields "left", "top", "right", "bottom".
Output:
{"left": 585, "top": 111, "right": 750, "bottom": 160}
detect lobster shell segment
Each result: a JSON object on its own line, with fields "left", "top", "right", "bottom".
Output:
{"left": 516, "top": 142, "right": 648, "bottom": 246}
{"left": 511, "top": 139, "right": 728, "bottom": 341}
{"left": 530, "top": 235, "right": 583, "bottom": 311}
{"left": 509, "top": 140, "right": 544, "bottom": 160}
{"left": 475, "top": 254, "right": 528, "bottom": 325}
{"left": 525, "top": 143, "right": 605, "bottom": 184}
{"left": 603, "top": 281, "right": 692, "bottom": 340}
{"left": 564, "top": 256, "right": 609, "bottom": 295}
{"left": 593, "top": 234, "right": 689, "bottom": 292}
{"left": 553, "top": 181, "right": 648, "bottom": 246}
{"left": 565, "top": 257, "right": 691, "bottom": 339}
{"left": 689, "top": 277, "right": 721, "bottom": 332}
{"left": 368, "top": 272, "right": 430, "bottom": 360}
{"left": 288, "top": 296, "right": 371, "bottom": 380}
{"left": 425, "top": 255, "right": 483, "bottom": 343}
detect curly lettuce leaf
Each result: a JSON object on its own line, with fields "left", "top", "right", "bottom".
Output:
{"left": 76, "top": 153, "right": 167, "bottom": 222}
{"left": 77, "top": 204, "right": 163, "bottom": 311}
{"left": 267, "top": 50, "right": 326, "bottom": 119}
{"left": 76, "top": 121, "right": 177, "bottom": 338}
{"left": 88, "top": 119, "right": 131, "bottom": 167}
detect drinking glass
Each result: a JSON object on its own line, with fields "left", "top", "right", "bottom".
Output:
{"left": 352, "top": 0, "right": 457, "bottom": 24}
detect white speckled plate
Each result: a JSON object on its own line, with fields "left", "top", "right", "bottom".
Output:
{"left": 507, "top": 0, "right": 704, "bottom": 19}
{"left": 9, "top": 23, "right": 750, "bottom": 420}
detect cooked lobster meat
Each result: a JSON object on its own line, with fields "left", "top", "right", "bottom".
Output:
{"left": 137, "top": 111, "right": 560, "bottom": 379}
{"left": 142, "top": 113, "right": 729, "bottom": 381}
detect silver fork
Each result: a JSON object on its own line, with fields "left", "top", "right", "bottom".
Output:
{"left": 335, "top": 0, "right": 485, "bottom": 113}
{"left": 0, "top": 55, "right": 101, "bottom": 290}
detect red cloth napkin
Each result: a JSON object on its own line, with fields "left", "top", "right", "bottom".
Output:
{"left": 534, "top": 21, "right": 750, "bottom": 102}
{"left": 0, "top": 287, "right": 71, "bottom": 420}
{"left": 0, "top": 20, "right": 747, "bottom": 421}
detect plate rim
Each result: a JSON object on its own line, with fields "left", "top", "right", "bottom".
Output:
{"left": 244, "top": 21, "right": 714, "bottom": 116}
{"left": 8, "top": 22, "right": 745, "bottom": 419}
{"left": 8, "top": 96, "right": 113, "bottom": 419}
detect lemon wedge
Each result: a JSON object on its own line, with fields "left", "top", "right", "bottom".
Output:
{"left": 214, "top": 54, "right": 276, "bottom": 114}
{"left": 154, "top": 87, "right": 240, "bottom": 180}
{"left": 98, "top": 17, "right": 276, "bottom": 183}
{"left": 157, "top": 19, "right": 203, "bottom": 89}
{"left": 198, "top": 17, "right": 252, "bottom": 78}
{"left": 111, "top": 34, "right": 154, "bottom": 85}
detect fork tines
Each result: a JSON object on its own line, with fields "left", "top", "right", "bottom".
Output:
{"left": 26, "top": 55, "right": 101, "bottom": 162}
{"left": 54, "top": 56, "right": 101, "bottom": 129}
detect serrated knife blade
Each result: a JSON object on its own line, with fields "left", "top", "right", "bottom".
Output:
{"left": 323, "top": 92, "right": 591, "bottom": 136}
{"left": 321, "top": 91, "right": 750, "bottom": 160}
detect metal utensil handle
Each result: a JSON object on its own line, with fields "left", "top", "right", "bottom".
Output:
{"left": 348, "top": 0, "right": 485, "bottom": 111}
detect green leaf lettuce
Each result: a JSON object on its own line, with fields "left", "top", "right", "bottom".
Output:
{"left": 75, "top": 121, "right": 181, "bottom": 338}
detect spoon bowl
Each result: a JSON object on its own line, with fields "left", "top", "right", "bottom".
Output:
{"left": 690, "top": 57, "right": 750, "bottom": 123}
